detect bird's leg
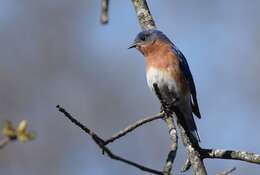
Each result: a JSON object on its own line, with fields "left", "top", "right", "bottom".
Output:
{"left": 160, "top": 102, "right": 171, "bottom": 116}
{"left": 160, "top": 97, "right": 179, "bottom": 117}
{"left": 159, "top": 96, "right": 171, "bottom": 114}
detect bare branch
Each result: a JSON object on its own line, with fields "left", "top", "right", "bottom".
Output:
{"left": 216, "top": 167, "right": 236, "bottom": 175}
{"left": 181, "top": 158, "right": 191, "bottom": 172}
{"left": 100, "top": 0, "right": 109, "bottom": 24}
{"left": 177, "top": 123, "right": 207, "bottom": 175}
{"left": 56, "top": 105, "right": 164, "bottom": 175}
{"left": 201, "top": 148, "right": 260, "bottom": 165}
{"left": 131, "top": 0, "right": 156, "bottom": 30}
{"left": 104, "top": 113, "right": 164, "bottom": 145}
{"left": 152, "top": 84, "right": 178, "bottom": 175}
{"left": 163, "top": 116, "right": 178, "bottom": 175}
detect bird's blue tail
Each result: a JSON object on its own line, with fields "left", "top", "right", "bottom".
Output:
{"left": 174, "top": 108, "right": 200, "bottom": 143}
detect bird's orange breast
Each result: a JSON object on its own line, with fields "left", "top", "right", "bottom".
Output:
{"left": 144, "top": 39, "right": 189, "bottom": 95}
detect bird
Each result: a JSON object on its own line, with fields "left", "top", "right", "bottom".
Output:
{"left": 128, "top": 29, "right": 201, "bottom": 143}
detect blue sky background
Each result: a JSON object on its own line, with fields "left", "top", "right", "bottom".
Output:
{"left": 0, "top": 0, "right": 260, "bottom": 174}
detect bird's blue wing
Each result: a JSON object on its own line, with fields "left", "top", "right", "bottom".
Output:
{"left": 171, "top": 46, "right": 201, "bottom": 118}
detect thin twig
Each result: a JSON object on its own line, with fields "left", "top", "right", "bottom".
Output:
{"left": 104, "top": 113, "right": 164, "bottom": 145}
{"left": 100, "top": 0, "right": 109, "bottom": 24}
{"left": 0, "top": 137, "right": 10, "bottom": 149}
{"left": 56, "top": 105, "right": 164, "bottom": 175}
{"left": 216, "top": 167, "right": 236, "bottom": 175}
{"left": 163, "top": 116, "right": 178, "bottom": 175}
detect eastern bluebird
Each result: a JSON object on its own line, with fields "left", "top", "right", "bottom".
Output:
{"left": 129, "top": 29, "right": 201, "bottom": 143}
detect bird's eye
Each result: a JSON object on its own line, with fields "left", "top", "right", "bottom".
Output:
{"left": 140, "top": 35, "right": 146, "bottom": 41}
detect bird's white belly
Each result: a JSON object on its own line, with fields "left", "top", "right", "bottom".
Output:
{"left": 146, "top": 67, "right": 179, "bottom": 98}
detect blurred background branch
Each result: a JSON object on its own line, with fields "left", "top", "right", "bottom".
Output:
{"left": 100, "top": 0, "right": 109, "bottom": 24}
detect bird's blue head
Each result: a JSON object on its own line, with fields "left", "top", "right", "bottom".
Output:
{"left": 128, "top": 29, "right": 170, "bottom": 50}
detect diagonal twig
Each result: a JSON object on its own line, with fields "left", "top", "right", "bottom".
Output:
{"left": 216, "top": 167, "right": 236, "bottom": 175}
{"left": 56, "top": 105, "right": 164, "bottom": 175}
{"left": 104, "top": 113, "right": 164, "bottom": 145}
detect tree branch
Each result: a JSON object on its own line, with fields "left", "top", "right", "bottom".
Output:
{"left": 104, "top": 112, "right": 164, "bottom": 145}
{"left": 152, "top": 83, "right": 207, "bottom": 175}
{"left": 201, "top": 148, "right": 260, "bottom": 164}
{"left": 100, "top": 0, "right": 109, "bottom": 24}
{"left": 181, "top": 158, "right": 191, "bottom": 172}
{"left": 216, "top": 167, "right": 236, "bottom": 175}
{"left": 131, "top": 0, "right": 156, "bottom": 30}
{"left": 56, "top": 105, "right": 164, "bottom": 175}
{"left": 163, "top": 116, "right": 178, "bottom": 175}
{"left": 177, "top": 123, "right": 207, "bottom": 175}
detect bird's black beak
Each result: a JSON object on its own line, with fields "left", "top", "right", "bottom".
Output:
{"left": 128, "top": 43, "right": 137, "bottom": 49}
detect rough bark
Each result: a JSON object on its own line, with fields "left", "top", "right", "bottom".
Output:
{"left": 131, "top": 0, "right": 156, "bottom": 30}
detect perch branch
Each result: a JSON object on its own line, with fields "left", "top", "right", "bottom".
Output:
{"left": 100, "top": 0, "right": 109, "bottom": 24}
{"left": 153, "top": 83, "right": 207, "bottom": 175}
{"left": 162, "top": 116, "right": 178, "bottom": 175}
{"left": 177, "top": 123, "right": 207, "bottom": 175}
{"left": 131, "top": 0, "right": 207, "bottom": 172}
{"left": 152, "top": 83, "right": 178, "bottom": 175}
{"left": 56, "top": 105, "right": 164, "bottom": 175}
